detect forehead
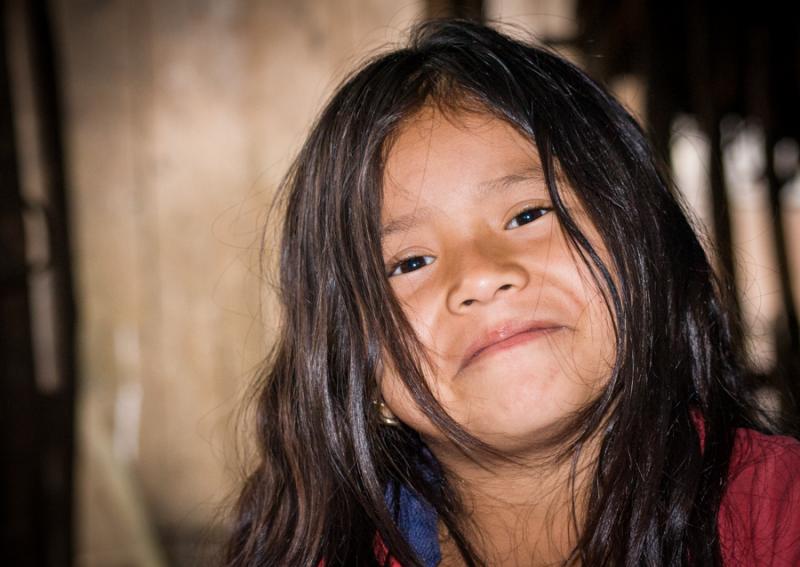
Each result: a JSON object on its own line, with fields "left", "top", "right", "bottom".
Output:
{"left": 381, "top": 108, "right": 548, "bottom": 228}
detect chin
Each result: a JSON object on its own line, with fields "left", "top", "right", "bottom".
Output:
{"left": 474, "top": 417, "right": 584, "bottom": 454}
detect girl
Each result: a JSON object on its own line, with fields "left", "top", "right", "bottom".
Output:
{"left": 225, "top": 20, "right": 800, "bottom": 567}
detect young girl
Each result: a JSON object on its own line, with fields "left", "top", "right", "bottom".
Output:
{"left": 224, "top": 20, "right": 800, "bottom": 567}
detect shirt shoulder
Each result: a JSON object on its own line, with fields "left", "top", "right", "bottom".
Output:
{"left": 719, "top": 428, "right": 800, "bottom": 566}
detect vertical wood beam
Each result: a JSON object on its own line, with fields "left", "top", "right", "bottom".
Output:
{"left": 1, "top": 0, "right": 76, "bottom": 564}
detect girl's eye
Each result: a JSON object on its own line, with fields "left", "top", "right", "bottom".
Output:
{"left": 505, "top": 207, "right": 551, "bottom": 229}
{"left": 387, "top": 255, "right": 435, "bottom": 277}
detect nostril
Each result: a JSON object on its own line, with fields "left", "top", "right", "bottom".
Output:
{"left": 461, "top": 284, "right": 514, "bottom": 308}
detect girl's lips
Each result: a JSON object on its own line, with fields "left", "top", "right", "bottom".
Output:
{"left": 459, "top": 322, "right": 563, "bottom": 371}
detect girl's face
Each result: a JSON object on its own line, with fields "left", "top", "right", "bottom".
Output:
{"left": 379, "top": 108, "right": 616, "bottom": 454}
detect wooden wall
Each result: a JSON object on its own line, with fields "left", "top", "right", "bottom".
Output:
{"left": 51, "top": 1, "right": 423, "bottom": 564}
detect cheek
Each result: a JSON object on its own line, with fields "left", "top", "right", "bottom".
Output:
{"left": 569, "top": 268, "right": 618, "bottom": 380}
{"left": 378, "top": 297, "right": 449, "bottom": 424}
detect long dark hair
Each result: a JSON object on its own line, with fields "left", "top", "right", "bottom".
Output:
{"left": 224, "top": 19, "right": 773, "bottom": 567}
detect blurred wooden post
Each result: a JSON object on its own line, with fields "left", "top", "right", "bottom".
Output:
{"left": 0, "top": 2, "right": 40, "bottom": 562}
{"left": 1, "top": 0, "right": 76, "bottom": 565}
{"left": 757, "top": 18, "right": 800, "bottom": 408}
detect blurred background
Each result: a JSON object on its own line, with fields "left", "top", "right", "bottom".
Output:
{"left": 2, "top": 0, "right": 799, "bottom": 565}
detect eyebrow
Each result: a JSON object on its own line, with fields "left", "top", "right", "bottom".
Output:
{"left": 380, "top": 166, "right": 548, "bottom": 240}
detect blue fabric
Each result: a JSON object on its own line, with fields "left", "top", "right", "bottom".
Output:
{"left": 385, "top": 481, "right": 442, "bottom": 567}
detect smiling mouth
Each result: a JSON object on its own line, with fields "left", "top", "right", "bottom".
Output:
{"left": 459, "top": 326, "right": 562, "bottom": 371}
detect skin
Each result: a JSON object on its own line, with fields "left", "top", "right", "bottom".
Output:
{"left": 379, "top": 107, "right": 616, "bottom": 565}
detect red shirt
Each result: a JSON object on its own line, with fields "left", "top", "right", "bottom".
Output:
{"left": 717, "top": 428, "right": 800, "bottom": 565}
{"left": 371, "top": 428, "right": 800, "bottom": 566}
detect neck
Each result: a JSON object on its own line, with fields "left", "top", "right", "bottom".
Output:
{"left": 427, "top": 436, "right": 598, "bottom": 566}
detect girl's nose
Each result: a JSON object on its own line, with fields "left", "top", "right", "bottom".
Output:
{"left": 445, "top": 242, "right": 528, "bottom": 313}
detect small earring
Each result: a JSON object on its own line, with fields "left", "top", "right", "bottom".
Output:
{"left": 373, "top": 398, "right": 400, "bottom": 426}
